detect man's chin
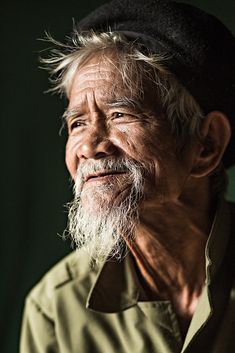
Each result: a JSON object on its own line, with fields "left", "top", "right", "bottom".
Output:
{"left": 80, "top": 183, "right": 132, "bottom": 210}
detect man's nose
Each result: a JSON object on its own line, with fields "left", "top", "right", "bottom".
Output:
{"left": 77, "top": 128, "right": 117, "bottom": 160}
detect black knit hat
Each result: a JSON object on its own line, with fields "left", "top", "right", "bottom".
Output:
{"left": 77, "top": 0, "right": 235, "bottom": 168}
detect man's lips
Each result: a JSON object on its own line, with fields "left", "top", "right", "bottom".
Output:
{"left": 84, "top": 170, "right": 127, "bottom": 182}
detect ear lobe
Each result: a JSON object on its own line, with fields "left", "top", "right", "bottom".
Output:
{"left": 191, "top": 111, "right": 231, "bottom": 177}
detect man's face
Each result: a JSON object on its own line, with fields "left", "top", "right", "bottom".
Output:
{"left": 64, "top": 54, "right": 200, "bottom": 260}
{"left": 65, "top": 54, "right": 196, "bottom": 209}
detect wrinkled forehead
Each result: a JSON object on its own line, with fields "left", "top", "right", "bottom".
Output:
{"left": 68, "top": 56, "right": 130, "bottom": 111}
{"left": 71, "top": 55, "right": 121, "bottom": 92}
{"left": 69, "top": 50, "right": 162, "bottom": 113}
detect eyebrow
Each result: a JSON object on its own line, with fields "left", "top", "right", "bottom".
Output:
{"left": 62, "top": 96, "right": 144, "bottom": 122}
{"left": 62, "top": 107, "right": 83, "bottom": 122}
{"left": 106, "top": 97, "right": 143, "bottom": 111}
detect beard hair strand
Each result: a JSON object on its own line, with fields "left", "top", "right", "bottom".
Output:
{"left": 66, "top": 157, "right": 149, "bottom": 263}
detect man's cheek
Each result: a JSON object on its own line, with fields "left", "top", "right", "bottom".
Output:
{"left": 65, "top": 140, "right": 79, "bottom": 180}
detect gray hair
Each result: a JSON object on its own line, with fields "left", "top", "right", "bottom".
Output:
{"left": 41, "top": 30, "right": 227, "bottom": 193}
{"left": 42, "top": 30, "right": 204, "bottom": 142}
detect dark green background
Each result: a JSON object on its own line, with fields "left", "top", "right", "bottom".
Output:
{"left": 1, "top": 1, "right": 234, "bottom": 353}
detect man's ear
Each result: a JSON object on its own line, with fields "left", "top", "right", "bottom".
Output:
{"left": 191, "top": 111, "right": 231, "bottom": 177}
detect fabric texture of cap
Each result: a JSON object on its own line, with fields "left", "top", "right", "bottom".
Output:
{"left": 77, "top": 0, "right": 235, "bottom": 168}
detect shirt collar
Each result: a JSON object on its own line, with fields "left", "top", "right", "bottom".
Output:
{"left": 86, "top": 253, "right": 140, "bottom": 312}
{"left": 182, "top": 197, "right": 231, "bottom": 351}
{"left": 205, "top": 196, "right": 231, "bottom": 285}
{"left": 87, "top": 197, "right": 231, "bottom": 313}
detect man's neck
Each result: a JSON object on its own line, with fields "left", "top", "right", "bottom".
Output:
{"left": 126, "top": 177, "right": 214, "bottom": 336}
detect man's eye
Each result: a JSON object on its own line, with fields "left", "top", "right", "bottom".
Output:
{"left": 111, "top": 112, "right": 139, "bottom": 122}
{"left": 70, "top": 120, "right": 85, "bottom": 130}
{"left": 112, "top": 112, "right": 125, "bottom": 119}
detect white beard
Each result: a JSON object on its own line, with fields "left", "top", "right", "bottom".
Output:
{"left": 67, "top": 157, "right": 148, "bottom": 263}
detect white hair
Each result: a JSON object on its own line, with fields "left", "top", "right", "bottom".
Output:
{"left": 41, "top": 30, "right": 204, "bottom": 143}
{"left": 42, "top": 27, "right": 227, "bottom": 233}
{"left": 66, "top": 157, "right": 149, "bottom": 263}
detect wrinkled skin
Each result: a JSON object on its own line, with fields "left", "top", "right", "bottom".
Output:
{"left": 66, "top": 56, "right": 198, "bottom": 205}
{"left": 65, "top": 54, "right": 231, "bottom": 335}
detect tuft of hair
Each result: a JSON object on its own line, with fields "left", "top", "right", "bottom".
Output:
{"left": 41, "top": 29, "right": 205, "bottom": 142}
{"left": 41, "top": 29, "right": 228, "bottom": 195}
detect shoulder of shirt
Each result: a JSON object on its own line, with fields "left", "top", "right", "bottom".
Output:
{"left": 25, "top": 249, "right": 97, "bottom": 319}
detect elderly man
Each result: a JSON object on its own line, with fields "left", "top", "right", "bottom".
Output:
{"left": 20, "top": 0, "right": 235, "bottom": 352}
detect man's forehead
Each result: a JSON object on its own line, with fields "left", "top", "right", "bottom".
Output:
{"left": 69, "top": 56, "right": 124, "bottom": 96}
{"left": 69, "top": 55, "right": 141, "bottom": 106}
{"left": 68, "top": 53, "right": 162, "bottom": 116}
{"left": 75, "top": 54, "right": 121, "bottom": 80}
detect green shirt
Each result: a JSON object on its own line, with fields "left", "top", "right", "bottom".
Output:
{"left": 20, "top": 199, "right": 235, "bottom": 353}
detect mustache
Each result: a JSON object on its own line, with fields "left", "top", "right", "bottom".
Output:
{"left": 77, "top": 158, "right": 130, "bottom": 182}
{"left": 73, "top": 157, "right": 154, "bottom": 196}
{"left": 74, "top": 158, "right": 130, "bottom": 196}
